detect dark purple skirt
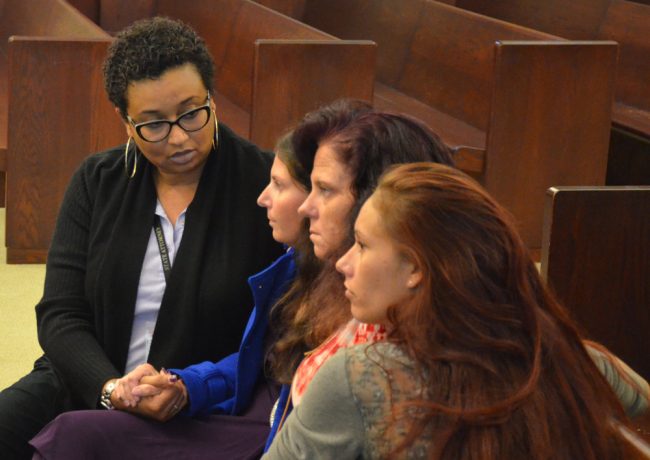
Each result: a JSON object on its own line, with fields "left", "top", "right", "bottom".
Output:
{"left": 30, "top": 382, "right": 277, "bottom": 460}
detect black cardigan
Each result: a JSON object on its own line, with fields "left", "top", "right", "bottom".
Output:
{"left": 35, "top": 124, "right": 283, "bottom": 408}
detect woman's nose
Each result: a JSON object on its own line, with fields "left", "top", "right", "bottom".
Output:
{"left": 257, "top": 185, "right": 271, "bottom": 208}
{"left": 336, "top": 247, "right": 354, "bottom": 276}
{"left": 298, "top": 193, "right": 315, "bottom": 218}
{"left": 167, "top": 123, "right": 190, "bottom": 145}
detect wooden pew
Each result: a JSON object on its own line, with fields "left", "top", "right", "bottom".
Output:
{"left": 540, "top": 186, "right": 650, "bottom": 440}
{"left": 263, "top": 0, "right": 618, "bottom": 251}
{"left": 5, "top": 38, "right": 125, "bottom": 263}
{"left": 453, "top": 0, "right": 650, "bottom": 184}
{"left": 540, "top": 186, "right": 650, "bottom": 380}
{"left": 0, "top": 0, "right": 109, "bottom": 208}
{"left": 0, "top": 0, "right": 123, "bottom": 263}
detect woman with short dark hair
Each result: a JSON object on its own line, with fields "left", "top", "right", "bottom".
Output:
{"left": 0, "top": 16, "right": 283, "bottom": 459}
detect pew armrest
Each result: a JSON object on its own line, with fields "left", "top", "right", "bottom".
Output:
{"left": 453, "top": 146, "right": 486, "bottom": 175}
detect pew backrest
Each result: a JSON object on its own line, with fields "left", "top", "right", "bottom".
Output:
{"left": 251, "top": 39, "right": 375, "bottom": 150}
{"left": 454, "top": 0, "right": 650, "bottom": 139}
{"left": 485, "top": 41, "right": 616, "bottom": 247}
{"left": 541, "top": 186, "right": 650, "bottom": 380}
{"left": 301, "top": 0, "right": 561, "bottom": 131}
{"left": 292, "top": 0, "right": 617, "bottom": 250}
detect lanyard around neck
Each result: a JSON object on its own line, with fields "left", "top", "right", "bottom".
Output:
{"left": 153, "top": 215, "right": 172, "bottom": 283}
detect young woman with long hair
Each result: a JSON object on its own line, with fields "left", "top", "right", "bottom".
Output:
{"left": 265, "top": 163, "right": 648, "bottom": 459}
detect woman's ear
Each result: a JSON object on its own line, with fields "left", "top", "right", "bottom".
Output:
{"left": 403, "top": 255, "right": 423, "bottom": 289}
{"left": 115, "top": 107, "right": 133, "bottom": 138}
{"left": 406, "top": 268, "right": 423, "bottom": 289}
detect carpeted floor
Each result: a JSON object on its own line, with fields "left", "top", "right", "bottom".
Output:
{"left": 0, "top": 208, "right": 44, "bottom": 390}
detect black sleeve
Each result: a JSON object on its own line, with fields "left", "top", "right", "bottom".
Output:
{"left": 36, "top": 162, "right": 120, "bottom": 408}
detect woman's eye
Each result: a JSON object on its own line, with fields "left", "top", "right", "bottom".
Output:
{"left": 182, "top": 110, "right": 200, "bottom": 120}
{"left": 144, "top": 121, "right": 166, "bottom": 131}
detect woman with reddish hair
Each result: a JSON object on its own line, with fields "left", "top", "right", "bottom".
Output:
{"left": 265, "top": 163, "right": 648, "bottom": 459}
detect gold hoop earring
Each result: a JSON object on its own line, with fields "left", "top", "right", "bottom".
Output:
{"left": 212, "top": 109, "right": 219, "bottom": 151}
{"left": 124, "top": 137, "right": 137, "bottom": 178}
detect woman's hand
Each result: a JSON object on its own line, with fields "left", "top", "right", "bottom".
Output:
{"left": 110, "top": 363, "right": 159, "bottom": 408}
{"left": 128, "top": 372, "right": 188, "bottom": 422}
{"left": 108, "top": 366, "right": 188, "bottom": 421}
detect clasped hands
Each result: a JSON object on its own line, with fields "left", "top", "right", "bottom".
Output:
{"left": 109, "top": 364, "right": 188, "bottom": 422}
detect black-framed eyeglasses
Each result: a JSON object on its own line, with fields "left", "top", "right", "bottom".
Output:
{"left": 127, "top": 92, "right": 212, "bottom": 143}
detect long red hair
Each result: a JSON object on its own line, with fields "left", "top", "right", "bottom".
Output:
{"left": 373, "top": 163, "right": 630, "bottom": 459}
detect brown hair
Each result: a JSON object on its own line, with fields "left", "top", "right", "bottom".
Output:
{"left": 267, "top": 100, "right": 373, "bottom": 382}
{"left": 268, "top": 100, "right": 455, "bottom": 382}
{"left": 372, "top": 162, "right": 629, "bottom": 459}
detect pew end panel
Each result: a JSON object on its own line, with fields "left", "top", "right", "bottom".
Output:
{"left": 0, "top": 0, "right": 111, "bottom": 208}
{"left": 540, "top": 186, "right": 650, "bottom": 381}
{"left": 250, "top": 39, "right": 376, "bottom": 150}
{"left": 5, "top": 37, "right": 124, "bottom": 264}
{"left": 484, "top": 41, "right": 617, "bottom": 250}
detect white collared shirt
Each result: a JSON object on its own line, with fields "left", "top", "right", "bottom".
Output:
{"left": 124, "top": 200, "right": 186, "bottom": 373}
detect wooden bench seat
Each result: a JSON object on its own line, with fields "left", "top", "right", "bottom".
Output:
{"left": 262, "top": 0, "right": 618, "bottom": 251}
